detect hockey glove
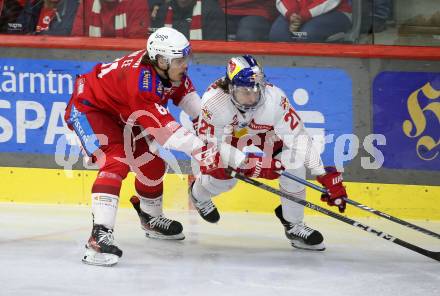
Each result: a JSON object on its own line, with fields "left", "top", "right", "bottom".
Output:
{"left": 239, "top": 154, "right": 284, "bottom": 180}
{"left": 316, "top": 167, "right": 347, "bottom": 213}
{"left": 192, "top": 142, "right": 230, "bottom": 179}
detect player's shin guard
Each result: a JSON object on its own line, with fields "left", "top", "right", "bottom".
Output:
{"left": 275, "top": 205, "right": 325, "bottom": 251}
{"left": 83, "top": 193, "right": 122, "bottom": 266}
{"left": 91, "top": 193, "right": 119, "bottom": 229}
{"left": 82, "top": 224, "right": 123, "bottom": 267}
{"left": 130, "top": 196, "right": 184, "bottom": 240}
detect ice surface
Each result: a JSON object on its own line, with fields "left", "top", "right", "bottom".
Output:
{"left": 0, "top": 204, "right": 439, "bottom": 296}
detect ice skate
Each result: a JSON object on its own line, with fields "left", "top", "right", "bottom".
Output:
{"left": 275, "top": 205, "right": 325, "bottom": 251}
{"left": 82, "top": 224, "right": 123, "bottom": 267}
{"left": 189, "top": 180, "right": 220, "bottom": 223}
{"left": 130, "top": 196, "right": 185, "bottom": 240}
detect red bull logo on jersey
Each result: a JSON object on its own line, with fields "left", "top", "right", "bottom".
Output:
{"left": 230, "top": 114, "right": 239, "bottom": 127}
{"left": 280, "top": 96, "right": 290, "bottom": 111}
{"left": 201, "top": 107, "right": 212, "bottom": 120}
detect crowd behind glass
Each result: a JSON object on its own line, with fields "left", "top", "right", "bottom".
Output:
{"left": 1, "top": 1, "right": 436, "bottom": 46}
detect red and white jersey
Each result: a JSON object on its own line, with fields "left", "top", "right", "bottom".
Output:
{"left": 276, "top": 0, "right": 352, "bottom": 22}
{"left": 66, "top": 49, "right": 202, "bottom": 154}
{"left": 198, "top": 80, "right": 325, "bottom": 174}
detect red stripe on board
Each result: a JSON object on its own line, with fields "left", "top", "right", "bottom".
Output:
{"left": 1, "top": 35, "right": 439, "bottom": 60}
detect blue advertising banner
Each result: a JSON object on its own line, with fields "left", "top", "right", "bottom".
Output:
{"left": 0, "top": 58, "right": 353, "bottom": 167}
{"left": 0, "top": 58, "right": 95, "bottom": 154}
{"left": 373, "top": 71, "right": 440, "bottom": 170}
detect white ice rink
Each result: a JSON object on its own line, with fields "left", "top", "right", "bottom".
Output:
{"left": 1, "top": 203, "right": 439, "bottom": 296}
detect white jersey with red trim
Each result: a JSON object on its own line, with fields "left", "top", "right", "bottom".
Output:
{"left": 198, "top": 79, "right": 325, "bottom": 175}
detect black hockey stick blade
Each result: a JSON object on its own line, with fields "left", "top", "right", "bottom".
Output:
{"left": 230, "top": 170, "right": 440, "bottom": 262}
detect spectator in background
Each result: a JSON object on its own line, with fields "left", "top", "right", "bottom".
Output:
{"left": 149, "top": 0, "right": 164, "bottom": 25}
{"left": 361, "top": 0, "right": 392, "bottom": 33}
{"left": 269, "top": 0, "right": 352, "bottom": 43}
{"left": 71, "top": 0, "right": 150, "bottom": 38}
{"left": 219, "top": 0, "right": 277, "bottom": 41}
{"left": 0, "top": 0, "right": 25, "bottom": 33}
{"left": 151, "top": 0, "right": 226, "bottom": 40}
{"left": 4, "top": 0, "right": 79, "bottom": 35}
{"left": 43, "top": 0, "right": 80, "bottom": 36}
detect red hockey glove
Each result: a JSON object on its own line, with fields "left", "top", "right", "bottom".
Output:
{"left": 316, "top": 167, "right": 347, "bottom": 213}
{"left": 239, "top": 154, "right": 284, "bottom": 180}
{"left": 192, "top": 142, "right": 230, "bottom": 179}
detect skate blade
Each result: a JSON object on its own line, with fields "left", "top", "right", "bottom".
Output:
{"left": 290, "top": 241, "right": 326, "bottom": 251}
{"left": 143, "top": 228, "right": 185, "bottom": 240}
{"left": 82, "top": 248, "right": 119, "bottom": 267}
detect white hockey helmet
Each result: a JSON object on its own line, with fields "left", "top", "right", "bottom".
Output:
{"left": 147, "top": 27, "right": 192, "bottom": 65}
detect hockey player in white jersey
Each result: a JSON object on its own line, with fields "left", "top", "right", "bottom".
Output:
{"left": 189, "top": 55, "right": 349, "bottom": 251}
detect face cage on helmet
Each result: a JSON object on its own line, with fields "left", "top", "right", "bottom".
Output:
{"left": 230, "top": 83, "right": 266, "bottom": 113}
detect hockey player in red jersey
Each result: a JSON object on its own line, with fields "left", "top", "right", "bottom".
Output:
{"left": 64, "top": 27, "right": 225, "bottom": 266}
{"left": 189, "top": 55, "right": 349, "bottom": 251}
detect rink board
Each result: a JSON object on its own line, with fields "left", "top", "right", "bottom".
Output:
{"left": 0, "top": 166, "right": 439, "bottom": 220}
{"left": 0, "top": 52, "right": 439, "bottom": 221}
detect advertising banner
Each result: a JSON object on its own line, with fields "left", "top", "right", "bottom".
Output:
{"left": 373, "top": 71, "right": 440, "bottom": 171}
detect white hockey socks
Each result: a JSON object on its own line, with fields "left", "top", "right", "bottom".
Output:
{"left": 138, "top": 194, "right": 163, "bottom": 217}
{"left": 280, "top": 188, "right": 306, "bottom": 224}
{"left": 278, "top": 165, "right": 307, "bottom": 224}
{"left": 91, "top": 193, "right": 119, "bottom": 229}
{"left": 192, "top": 177, "right": 214, "bottom": 203}
{"left": 192, "top": 174, "right": 237, "bottom": 202}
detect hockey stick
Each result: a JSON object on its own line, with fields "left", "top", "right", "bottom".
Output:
{"left": 229, "top": 170, "right": 440, "bottom": 262}
{"left": 281, "top": 171, "right": 440, "bottom": 240}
